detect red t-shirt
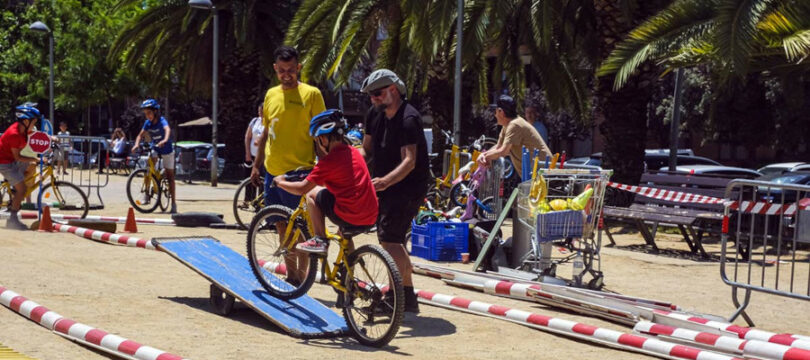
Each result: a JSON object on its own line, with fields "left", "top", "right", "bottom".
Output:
{"left": 306, "top": 143, "right": 378, "bottom": 226}
{"left": 0, "top": 123, "right": 27, "bottom": 164}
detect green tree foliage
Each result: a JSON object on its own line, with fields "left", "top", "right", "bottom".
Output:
{"left": 108, "top": 0, "right": 294, "bottom": 163}
{"left": 286, "top": 0, "right": 595, "bottom": 119}
{"left": 599, "top": 0, "right": 810, "bottom": 163}
{"left": 0, "top": 0, "right": 141, "bottom": 126}
{"left": 599, "top": 0, "right": 810, "bottom": 88}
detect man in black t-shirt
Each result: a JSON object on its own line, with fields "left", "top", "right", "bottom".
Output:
{"left": 360, "top": 69, "right": 430, "bottom": 314}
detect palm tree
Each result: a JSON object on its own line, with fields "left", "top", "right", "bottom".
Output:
{"left": 285, "top": 0, "right": 595, "bottom": 119}
{"left": 108, "top": 0, "right": 294, "bottom": 164}
{"left": 599, "top": 0, "right": 810, "bottom": 90}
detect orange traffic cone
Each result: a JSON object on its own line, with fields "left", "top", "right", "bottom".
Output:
{"left": 124, "top": 207, "right": 138, "bottom": 233}
{"left": 38, "top": 206, "right": 54, "bottom": 232}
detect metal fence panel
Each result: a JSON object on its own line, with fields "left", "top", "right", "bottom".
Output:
{"left": 54, "top": 135, "right": 109, "bottom": 209}
{"left": 721, "top": 179, "right": 810, "bottom": 326}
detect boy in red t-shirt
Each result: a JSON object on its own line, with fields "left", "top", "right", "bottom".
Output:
{"left": 274, "top": 109, "right": 378, "bottom": 255}
{"left": 0, "top": 105, "right": 42, "bottom": 230}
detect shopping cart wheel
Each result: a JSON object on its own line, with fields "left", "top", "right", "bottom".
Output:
{"left": 587, "top": 273, "right": 604, "bottom": 290}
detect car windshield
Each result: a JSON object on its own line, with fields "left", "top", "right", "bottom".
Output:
{"left": 772, "top": 174, "right": 810, "bottom": 185}
{"left": 759, "top": 167, "right": 786, "bottom": 176}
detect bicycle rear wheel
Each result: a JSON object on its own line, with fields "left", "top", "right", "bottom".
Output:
{"left": 247, "top": 205, "right": 317, "bottom": 300}
{"left": 233, "top": 178, "right": 263, "bottom": 230}
{"left": 343, "top": 245, "right": 404, "bottom": 347}
{"left": 126, "top": 168, "right": 160, "bottom": 213}
{"left": 38, "top": 181, "right": 89, "bottom": 218}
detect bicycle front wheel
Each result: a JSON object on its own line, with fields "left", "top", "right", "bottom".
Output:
{"left": 247, "top": 205, "right": 317, "bottom": 300}
{"left": 38, "top": 181, "right": 89, "bottom": 218}
{"left": 158, "top": 176, "right": 171, "bottom": 212}
{"left": 233, "top": 178, "right": 263, "bottom": 230}
{"left": 126, "top": 168, "right": 160, "bottom": 213}
{"left": 449, "top": 180, "right": 470, "bottom": 208}
{"left": 343, "top": 245, "right": 404, "bottom": 348}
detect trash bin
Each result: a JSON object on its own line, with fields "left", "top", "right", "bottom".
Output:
{"left": 179, "top": 148, "right": 196, "bottom": 183}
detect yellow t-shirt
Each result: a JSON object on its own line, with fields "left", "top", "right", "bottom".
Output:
{"left": 262, "top": 83, "right": 326, "bottom": 175}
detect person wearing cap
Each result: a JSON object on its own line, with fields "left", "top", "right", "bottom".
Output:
{"left": 360, "top": 69, "right": 430, "bottom": 313}
{"left": 0, "top": 105, "right": 42, "bottom": 230}
{"left": 250, "top": 46, "right": 326, "bottom": 285}
{"left": 478, "top": 94, "right": 552, "bottom": 179}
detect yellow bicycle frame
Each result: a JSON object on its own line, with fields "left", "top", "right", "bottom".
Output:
{"left": 1, "top": 161, "right": 59, "bottom": 204}
{"left": 141, "top": 153, "right": 163, "bottom": 195}
{"left": 278, "top": 197, "right": 355, "bottom": 294}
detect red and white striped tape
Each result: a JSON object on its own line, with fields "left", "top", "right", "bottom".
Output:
{"left": 635, "top": 321, "right": 810, "bottom": 360}
{"left": 53, "top": 223, "right": 156, "bottom": 250}
{"left": 415, "top": 289, "right": 741, "bottom": 360}
{"left": 654, "top": 309, "right": 810, "bottom": 350}
{"left": 476, "top": 279, "right": 638, "bottom": 324}
{"left": 0, "top": 286, "right": 187, "bottom": 360}
{"left": 13, "top": 211, "right": 176, "bottom": 225}
{"left": 607, "top": 182, "right": 808, "bottom": 215}
{"left": 608, "top": 182, "right": 726, "bottom": 205}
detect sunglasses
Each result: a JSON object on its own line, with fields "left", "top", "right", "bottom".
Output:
{"left": 369, "top": 87, "right": 387, "bottom": 98}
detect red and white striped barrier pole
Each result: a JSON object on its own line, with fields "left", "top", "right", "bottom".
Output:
{"left": 53, "top": 223, "right": 156, "bottom": 251}
{"left": 653, "top": 309, "right": 810, "bottom": 350}
{"left": 413, "top": 263, "right": 680, "bottom": 311}
{"left": 12, "top": 211, "right": 176, "bottom": 225}
{"left": 635, "top": 321, "right": 810, "bottom": 360}
{"left": 0, "top": 286, "right": 188, "bottom": 360}
{"left": 415, "top": 289, "right": 741, "bottom": 360}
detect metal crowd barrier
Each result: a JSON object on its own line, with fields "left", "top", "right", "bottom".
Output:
{"left": 721, "top": 179, "right": 810, "bottom": 326}
{"left": 54, "top": 135, "right": 109, "bottom": 209}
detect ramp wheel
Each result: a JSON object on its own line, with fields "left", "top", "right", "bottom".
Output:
{"left": 209, "top": 284, "right": 235, "bottom": 316}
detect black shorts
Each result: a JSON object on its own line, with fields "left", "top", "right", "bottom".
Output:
{"left": 377, "top": 193, "right": 424, "bottom": 244}
{"left": 315, "top": 189, "right": 372, "bottom": 229}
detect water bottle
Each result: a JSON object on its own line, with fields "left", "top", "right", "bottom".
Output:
{"left": 572, "top": 252, "right": 584, "bottom": 283}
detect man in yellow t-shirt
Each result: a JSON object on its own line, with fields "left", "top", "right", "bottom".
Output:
{"left": 250, "top": 46, "right": 325, "bottom": 285}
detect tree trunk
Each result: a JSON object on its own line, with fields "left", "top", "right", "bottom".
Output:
{"left": 594, "top": 0, "right": 668, "bottom": 204}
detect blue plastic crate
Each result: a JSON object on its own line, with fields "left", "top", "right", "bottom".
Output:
{"left": 410, "top": 221, "right": 469, "bottom": 261}
{"left": 535, "top": 210, "right": 584, "bottom": 243}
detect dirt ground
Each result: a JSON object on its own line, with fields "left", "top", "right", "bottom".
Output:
{"left": 0, "top": 172, "right": 808, "bottom": 360}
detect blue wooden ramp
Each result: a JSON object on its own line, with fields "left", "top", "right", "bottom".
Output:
{"left": 154, "top": 237, "right": 348, "bottom": 338}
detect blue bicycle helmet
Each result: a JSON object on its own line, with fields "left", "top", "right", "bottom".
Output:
{"left": 309, "top": 109, "right": 347, "bottom": 137}
{"left": 15, "top": 105, "right": 41, "bottom": 121}
{"left": 140, "top": 99, "right": 160, "bottom": 110}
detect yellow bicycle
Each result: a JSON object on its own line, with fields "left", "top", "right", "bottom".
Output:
{"left": 246, "top": 174, "right": 404, "bottom": 347}
{"left": 126, "top": 143, "right": 172, "bottom": 213}
{"left": 0, "top": 151, "right": 89, "bottom": 218}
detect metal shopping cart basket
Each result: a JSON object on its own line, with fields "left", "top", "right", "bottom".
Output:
{"left": 513, "top": 168, "right": 612, "bottom": 289}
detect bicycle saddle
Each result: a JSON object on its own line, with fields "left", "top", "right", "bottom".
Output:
{"left": 339, "top": 224, "right": 374, "bottom": 238}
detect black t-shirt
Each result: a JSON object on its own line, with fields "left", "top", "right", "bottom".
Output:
{"left": 365, "top": 101, "right": 430, "bottom": 198}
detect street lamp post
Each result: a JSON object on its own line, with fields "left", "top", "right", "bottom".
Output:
{"left": 453, "top": 0, "right": 463, "bottom": 145}
{"left": 29, "top": 21, "right": 54, "bottom": 127}
{"left": 189, "top": 0, "right": 219, "bottom": 187}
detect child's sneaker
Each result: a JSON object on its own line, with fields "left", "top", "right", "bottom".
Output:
{"left": 296, "top": 236, "right": 328, "bottom": 255}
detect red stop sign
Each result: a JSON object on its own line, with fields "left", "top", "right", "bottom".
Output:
{"left": 28, "top": 131, "right": 51, "bottom": 154}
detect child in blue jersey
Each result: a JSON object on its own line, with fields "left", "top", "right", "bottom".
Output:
{"left": 131, "top": 99, "right": 177, "bottom": 213}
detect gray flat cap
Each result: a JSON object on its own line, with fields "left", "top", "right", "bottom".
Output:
{"left": 361, "top": 69, "right": 407, "bottom": 95}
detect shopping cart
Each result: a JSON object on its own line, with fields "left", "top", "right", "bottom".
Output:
{"left": 513, "top": 168, "right": 612, "bottom": 289}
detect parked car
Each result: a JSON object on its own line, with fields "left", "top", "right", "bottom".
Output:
{"left": 755, "top": 171, "right": 810, "bottom": 202}
{"left": 757, "top": 162, "right": 810, "bottom": 176}
{"left": 659, "top": 165, "right": 763, "bottom": 178}
{"left": 574, "top": 152, "right": 720, "bottom": 171}
{"left": 174, "top": 141, "right": 225, "bottom": 177}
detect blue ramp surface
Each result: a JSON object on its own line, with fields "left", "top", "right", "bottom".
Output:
{"left": 155, "top": 237, "right": 348, "bottom": 338}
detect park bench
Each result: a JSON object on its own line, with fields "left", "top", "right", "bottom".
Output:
{"left": 601, "top": 171, "right": 745, "bottom": 257}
